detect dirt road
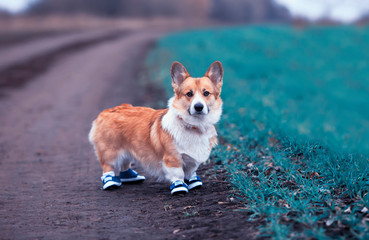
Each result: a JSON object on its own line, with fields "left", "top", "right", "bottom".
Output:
{"left": 0, "top": 24, "right": 255, "bottom": 240}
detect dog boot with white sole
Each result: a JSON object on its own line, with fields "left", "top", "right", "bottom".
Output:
{"left": 170, "top": 180, "right": 188, "bottom": 195}
{"left": 101, "top": 172, "right": 122, "bottom": 190}
{"left": 119, "top": 168, "right": 146, "bottom": 183}
{"left": 185, "top": 175, "right": 203, "bottom": 190}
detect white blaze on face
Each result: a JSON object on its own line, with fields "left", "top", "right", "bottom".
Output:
{"left": 190, "top": 92, "right": 208, "bottom": 115}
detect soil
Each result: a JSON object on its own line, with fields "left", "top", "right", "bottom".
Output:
{"left": 0, "top": 25, "right": 257, "bottom": 240}
{"left": 0, "top": 31, "right": 128, "bottom": 95}
{"left": 0, "top": 30, "right": 68, "bottom": 48}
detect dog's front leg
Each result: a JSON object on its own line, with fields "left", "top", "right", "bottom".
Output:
{"left": 184, "top": 164, "right": 203, "bottom": 191}
{"left": 163, "top": 154, "right": 188, "bottom": 194}
{"left": 163, "top": 154, "right": 184, "bottom": 182}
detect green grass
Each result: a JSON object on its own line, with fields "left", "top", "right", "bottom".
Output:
{"left": 145, "top": 25, "right": 369, "bottom": 239}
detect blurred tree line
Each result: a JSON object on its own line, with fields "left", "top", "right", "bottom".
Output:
{"left": 27, "top": 0, "right": 289, "bottom": 22}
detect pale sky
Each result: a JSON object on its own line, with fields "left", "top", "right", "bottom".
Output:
{"left": 274, "top": 0, "right": 369, "bottom": 23}
{"left": 0, "top": 0, "right": 38, "bottom": 13}
{"left": 0, "top": 0, "right": 369, "bottom": 23}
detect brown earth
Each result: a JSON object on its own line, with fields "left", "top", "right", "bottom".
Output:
{"left": 0, "top": 23, "right": 257, "bottom": 240}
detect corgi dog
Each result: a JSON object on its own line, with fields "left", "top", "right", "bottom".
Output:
{"left": 89, "top": 61, "right": 223, "bottom": 194}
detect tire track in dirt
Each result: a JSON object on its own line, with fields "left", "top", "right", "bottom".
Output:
{"left": 0, "top": 26, "right": 257, "bottom": 240}
{"left": 0, "top": 30, "right": 131, "bottom": 71}
{"left": 0, "top": 30, "right": 129, "bottom": 97}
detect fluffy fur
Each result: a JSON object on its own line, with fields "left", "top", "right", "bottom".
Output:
{"left": 89, "top": 61, "right": 223, "bottom": 184}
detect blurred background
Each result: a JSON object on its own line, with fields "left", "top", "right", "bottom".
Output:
{"left": 1, "top": 0, "right": 369, "bottom": 22}
{"left": 1, "top": 1, "right": 369, "bottom": 239}
{"left": 1, "top": 0, "right": 369, "bottom": 21}
{"left": 1, "top": 0, "right": 369, "bottom": 48}
{"left": 1, "top": 0, "right": 369, "bottom": 28}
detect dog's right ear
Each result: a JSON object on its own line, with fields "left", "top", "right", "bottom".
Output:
{"left": 171, "top": 62, "right": 190, "bottom": 87}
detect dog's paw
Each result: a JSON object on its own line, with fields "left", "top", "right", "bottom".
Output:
{"left": 185, "top": 176, "right": 203, "bottom": 190}
{"left": 170, "top": 180, "right": 188, "bottom": 195}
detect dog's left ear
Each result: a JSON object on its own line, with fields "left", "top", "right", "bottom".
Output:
{"left": 205, "top": 61, "right": 223, "bottom": 88}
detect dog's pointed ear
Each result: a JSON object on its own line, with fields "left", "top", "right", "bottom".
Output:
{"left": 171, "top": 61, "right": 190, "bottom": 87}
{"left": 205, "top": 61, "right": 223, "bottom": 86}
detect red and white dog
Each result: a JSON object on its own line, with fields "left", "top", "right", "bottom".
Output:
{"left": 89, "top": 61, "right": 223, "bottom": 194}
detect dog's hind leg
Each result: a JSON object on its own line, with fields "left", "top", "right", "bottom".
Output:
{"left": 96, "top": 149, "right": 122, "bottom": 190}
{"left": 118, "top": 151, "right": 146, "bottom": 183}
{"left": 117, "top": 151, "right": 132, "bottom": 172}
{"left": 96, "top": 149, "right": 119, "bottom": 174}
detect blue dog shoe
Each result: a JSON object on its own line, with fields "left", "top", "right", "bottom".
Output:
{"left": 170, "top": 180, "right": 188, "bottom": 195}
{"left": 119, "top": 168, "right": 146, "bottom": 183}
{"left": 185, "top": 176, "right": 203, "bottom": 190}
{"left": 101, "top": 174, "right": 122, "bottom": 190}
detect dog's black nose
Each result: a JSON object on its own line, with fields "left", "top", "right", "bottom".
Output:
{"left": 194, "top": 103, "right": 204, "bottom": 112}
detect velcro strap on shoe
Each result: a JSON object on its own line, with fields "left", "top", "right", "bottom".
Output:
{"left": 189, "top": 175, "right": 201, "bottom": 182}
{"left": 103, "top": 176, "right": 113, "bottom": 183}
{"left": 170, "top": 180, "right": 188, "bottom": 190}
{"left": 103, "top": 175, "right": 121, "bottom": 184}
{"left": 120, "top": 168, "right": 138, "bottom": 178}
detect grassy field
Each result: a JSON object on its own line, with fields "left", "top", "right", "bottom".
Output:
{"left": 145, "top": 25, "right": 369, "bottom": 239}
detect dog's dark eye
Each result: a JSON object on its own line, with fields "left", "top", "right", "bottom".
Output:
{"left": 186, "top": 91, "right": 193, "bottom": 97}
{"left": 203, "top": 91, "right": 210, "bottom": 97}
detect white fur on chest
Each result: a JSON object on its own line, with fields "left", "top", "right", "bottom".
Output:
{"left": 162, "top": 108, "right": 216, "bottom": 164}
